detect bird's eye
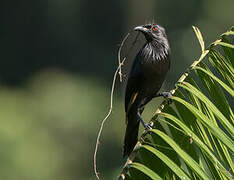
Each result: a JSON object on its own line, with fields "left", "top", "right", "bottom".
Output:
{"left": 152, "top": 27, "right": 158, "bottom": 31}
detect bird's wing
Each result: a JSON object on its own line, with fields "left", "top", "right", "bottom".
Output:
{"left": 124, "top": 55, "right": 142, "bottom": 114}
{"left": 125, "top": 76, "right": 139, "bottom": 113}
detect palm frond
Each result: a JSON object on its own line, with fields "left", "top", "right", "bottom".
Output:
{"left": 118, "top": 26, "right": 234, "bottom": 180}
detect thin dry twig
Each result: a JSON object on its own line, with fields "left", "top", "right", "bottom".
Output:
{"left": 94, "top": 60, "right": 125, "bottom": 180}
{"left": 118, "top": 33, "right": 130, "bottom": 82}
{"left": 118, "top": 31, "right": 140, "bottom": 82}
{"left": 93, "top": 32, "right": 131, "bottom": 180}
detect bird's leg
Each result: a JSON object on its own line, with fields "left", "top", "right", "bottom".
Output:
{"left": 137, "top": 109, "right": 152, "bottom": 130}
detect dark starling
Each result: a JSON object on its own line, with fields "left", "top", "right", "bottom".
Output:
{"left": 123, "top": 23, "right": 171, "bottom": 157}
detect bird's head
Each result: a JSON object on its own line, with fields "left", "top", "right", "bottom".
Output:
{"left": 134, "top": 23, "right": 170, "bottom": 60}
{"left": 134, "top": 24, "right": 167, "bottom": 43}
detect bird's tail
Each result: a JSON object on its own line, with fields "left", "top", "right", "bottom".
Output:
{"left": 123, "top": 114, "right": 140, "bottom": 157}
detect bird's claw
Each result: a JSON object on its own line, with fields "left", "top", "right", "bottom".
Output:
{"left": 142, "top": 123, "right": 153, "bottom": 135}
{"left": 160, "top": 92, "right": 173, "bottom": 104}
{"left": 161, "top": 91, "right": 172, "bottom": 98}
{"left": 167, "top": 98, "right": 173, "bottom": 105}
{"left": 143, "top": 122, "right": 153, "bottom": 131}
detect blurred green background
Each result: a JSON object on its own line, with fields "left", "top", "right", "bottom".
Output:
{"left": 0, "top": 0, "right": 233, "bottom": 179}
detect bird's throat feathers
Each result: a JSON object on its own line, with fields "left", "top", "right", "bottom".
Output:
{"left": 141, "top": 37, "right": 170, "bottom": 61}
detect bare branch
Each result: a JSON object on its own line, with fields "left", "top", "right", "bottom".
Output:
{"left": 118, "top": 33, "right": 130, "bottom": 82}
{"left": 94, "top": 32, "right": 132, "bottom": 180}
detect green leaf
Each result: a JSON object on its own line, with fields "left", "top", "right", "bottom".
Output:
{"left": 142, "top": 145, "right": 191, "bottom": 179}
{"left": 193, "top": 66, "right": 234, "bottom": 97}
{"left": 215, "top": 42, "right": 234, "bottom": 49}
{"left": 160, "top": 113, "right": 233, "bottom": 179}
{"left": 150, "top": 129, "right": 212, "bottom": 180}
{"left": 171, "top": 96, "right": 234, "bottom": 152}
{"left": 129, "top": 162, "right": 163, "bottom": 180}
{"left": 178, "top": 81, "right": 234, "bottom": 137}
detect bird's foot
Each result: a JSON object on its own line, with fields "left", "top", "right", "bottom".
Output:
{"left": 142, "top": 122, "right": 153, "bottom": 135}
{"left": 157, "top": 91, "right": 173, "bottom": 104}
{"left": 142, "top": 122, "right": 153, "bottom": 130}
{"left": 158, "top": 91, "right": 172, "bottom": 98}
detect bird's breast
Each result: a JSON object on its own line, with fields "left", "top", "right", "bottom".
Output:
{"left": 141, "top": 56, "right": 170, "bottom": 78}
{"left": 139, "top": 43, "right": 170, "bottom": 77}
{"left": 138, "top": 53, "right": 170, "bottom": 96}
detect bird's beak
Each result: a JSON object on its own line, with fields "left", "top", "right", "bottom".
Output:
{"left": 134, "top": 26, "right": 148, "bottom": 33}
{"left": 134, "top": 25, "right": 155, "bottom": 41}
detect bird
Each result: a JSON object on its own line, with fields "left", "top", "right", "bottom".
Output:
{"left": 123, "top": 23, "right": 171, "bottom": 157}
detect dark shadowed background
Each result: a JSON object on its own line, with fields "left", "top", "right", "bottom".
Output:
{"left": 0, "top": 0, "right": 233, "bottom": 179}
